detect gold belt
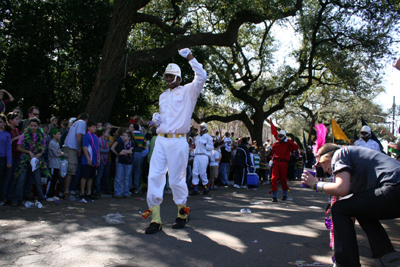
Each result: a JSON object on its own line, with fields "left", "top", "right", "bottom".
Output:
{"left": 158, "top": 133, "right": 186, "bottom": 138}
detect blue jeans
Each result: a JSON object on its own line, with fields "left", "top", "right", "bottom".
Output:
{"left": 219, "top": 163, "right": 229, "bottom": 185}
{"left": 0, "top": 157, "right": 12, "bottom": 202}
{"left": 132, "top": 152, "right": 142, "bottom": 190}
{"left": 186, "top": 165, "right": 192, "bottom": 188}
{"left": 70, "top": 156, "right": 82, "bottom": 191}
{"left": 95, "top": 161, "right": 111, "bottom": 194}
{"left": 332, "top": 184, "right": 400, "bottom": 266}
{"left": 114, "top": 163, "right": 132, "bottom": 196}
{"left": 14, "top": 168, "right": 45, "bottom": 203}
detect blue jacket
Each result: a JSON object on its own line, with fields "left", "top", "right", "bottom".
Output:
{"left": 234, "top": 144, "right": 251, "bottom": 168}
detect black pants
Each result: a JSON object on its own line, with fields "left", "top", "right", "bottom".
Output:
{"left": 332, "top": 184, "right": 400, "bottom": 267}
{"left": 47, "top": 168, "right": 60, "bottom": 198}
{"left": 234, "top": 166, "right": 247, "bottom": 186}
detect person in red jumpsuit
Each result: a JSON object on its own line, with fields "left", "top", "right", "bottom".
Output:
{"left": 270, "top": 130, "right": 299, "bottom": 202}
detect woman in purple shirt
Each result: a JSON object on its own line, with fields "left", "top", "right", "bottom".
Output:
{"left": 0, "top": 114, "right": 12, "bottom": 206}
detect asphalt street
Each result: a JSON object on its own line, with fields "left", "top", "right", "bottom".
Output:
{"left": 0, "top": 181, "right": 399, "bottom": 267}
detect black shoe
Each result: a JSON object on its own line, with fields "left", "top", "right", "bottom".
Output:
{"left": 202, "top": 189, "right": 209, "bottom": 195}
{"left": 272, "top": 197, "right": 277, "bottom": 202}
{"left": 281, "top": 196, "right": 287, "bottom": 201}
{"left": 172, "top": 217, "right": 187, "bottom": 229}
{"left": 145, "top": 222, "right": 162, "bottom": 234}
{"left": 190, "top": 191, "right": 199, "bottom": 196}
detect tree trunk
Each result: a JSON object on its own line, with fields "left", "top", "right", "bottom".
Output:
{"left": 86, "top": 1, "right": 150, "bottom": 123}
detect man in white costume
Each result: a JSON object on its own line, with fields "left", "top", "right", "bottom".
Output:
{"left": 142, "top": 48, "right": 207, "bottom": 234}
{"left": 191, "top": 122, "right": 213, "bottom": 196}
{"left": 354, "top": 125, "right": 380, "bottom": 152}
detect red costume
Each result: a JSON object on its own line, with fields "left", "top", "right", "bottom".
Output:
{"left": 271, "top": 139, "right": 299, "bottom": 192}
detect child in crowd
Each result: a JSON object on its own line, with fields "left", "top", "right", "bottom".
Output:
{"left": 4, "top": 112, "right": 21, "bottom": 204}
{"left": 46, "top": 128, "right": 64, "bottom": 201}
{"left": 79, "top": 121, "right": 100, "bottom": 202}
{"left": 252, "top": 147, "right": 260, "bottom": 174}
{"left": 13, "top": 118, "right": 51, "bottom": 206}
{"left": 0, "top": 114, "right": 12, "bottom": 206}
{"left": 259, "top": 146, "right": 270, "bottom": 185}
{"left": 209, "top": 142, "right": 221, "bottom": 190}
{"left": 41, "top": 124, "right": 51, "bottom": 164}
{"left": 112, "top": 131, "right": 135, "bottom": 198}
{"left": 94, "top": 127, "right": 111, "bottom": 196}
{"left": 296, "top": 152, "right": 304, "bottom": 180}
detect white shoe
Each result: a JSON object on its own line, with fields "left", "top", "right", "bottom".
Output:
{"left": 79, "top": 198, "right": 87, "bottom": 203}
{"left": 53, "top": 196, "right": 60, "bottom": 201}
{"left": 67, "top": 195, "right": 77, "bottom": 201}
{"left": 46, "top": 198, "right": 54, "bottom": 202}
{"left": 233, "top": 184, "right": 240, "bottom": 189}
{"left": 240, "top": 185, "right": 248, "bottom": 189}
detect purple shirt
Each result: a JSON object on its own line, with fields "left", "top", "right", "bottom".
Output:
{"left": 0, "top": 131, "right": 12, "bottom": 164}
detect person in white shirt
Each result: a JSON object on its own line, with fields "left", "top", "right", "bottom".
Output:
{"left": 223, "top": 132, "right": 232, "bottom": 152}
{"left": 142, "top": 48, "right": 207, "bottom": 234}
{"left": 354, "top": 126, "right": 380, "bottom": 152}
{"left": 191, "top": 123, "right": 213, "bottom": 196}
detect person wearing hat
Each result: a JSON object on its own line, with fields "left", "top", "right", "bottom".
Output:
{"left": 47, "top": 116, "right": 58, "bottom": 135}
{"left": 354, "top": 125, "right": 380, "bottom": 152}
{"left": 143, "top": 48, "right": 207, "bottom": 234}
{"left": 270, "top": 130, "right": 299, "bottom": 202}
{"left": 191, "top": 122, "right": 213, "bottom": 195}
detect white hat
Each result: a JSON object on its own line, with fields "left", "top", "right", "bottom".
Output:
{"left": 163, "top": 63, "right": 181, "bottom": 79}
{"left": 360, "top": 125, "right": 371, "bottom": 133}
{"left": 69, "top": 117, "right": 77, "bottom": 124}
{"left": 278, "top": 130, "right": 286, "bottom": 136}
{"left": 200, "top": 122, "right": 208, "bottom": 130}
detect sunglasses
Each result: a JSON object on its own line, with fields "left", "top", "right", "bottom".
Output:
{"left": 32, "top": 113, "right": 39, "bottom": 116}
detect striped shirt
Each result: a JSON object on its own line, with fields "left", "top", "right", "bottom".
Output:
{"left": 133, "top": 131, "right": 146, "bottom": 152}
{"left": 253, "top": 154, "right": 260, "bottom": 169}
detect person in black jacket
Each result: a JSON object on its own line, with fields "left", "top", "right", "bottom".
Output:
{"left": 233, "top": 137, "right": 252, "bottom": 189}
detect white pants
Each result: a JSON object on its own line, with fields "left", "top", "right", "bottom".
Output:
{"left": 192, "top": 155, "right": 209, "bottom": 186}
{"left": 147, "top": 136, "right": 189, "bottom": 208}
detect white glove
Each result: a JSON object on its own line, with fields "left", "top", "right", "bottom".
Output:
{"left": 269, "top": 160, "right": 273, "bottom": 167}
{"left": 152, "top": 113, "right": 162, "bottom": 127}
{"left": 178, "top": 48, "right": 191, "bottom": 58}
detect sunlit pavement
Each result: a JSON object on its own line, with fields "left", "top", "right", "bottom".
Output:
{"left": 0, "top": 181, "right": 399, "bottom": 266}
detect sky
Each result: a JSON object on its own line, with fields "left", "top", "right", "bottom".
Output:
{"left": 377, "top": 63, "right": 399, "bottom": 110}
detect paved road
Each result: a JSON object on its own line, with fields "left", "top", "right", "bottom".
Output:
{"left": 1, "top": 181, "right": 399, "bottom": 266}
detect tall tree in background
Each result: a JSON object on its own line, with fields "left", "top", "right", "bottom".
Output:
{"left": 86, "top": 0, "right": 303, "bottom": 122}
{"left": 1, "top": 0, "right": 112, "bottom": 120}
{"left": 192, "top": 0, "right": 399, "bottom": 145}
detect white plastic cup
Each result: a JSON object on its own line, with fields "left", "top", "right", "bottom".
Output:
{"left": 35, "top": 202, "right": 43, "bottom": 209}
{"left": 240, "top": 208, "right": 252, "bottom": 213}
{"left": 25, "top": 201, "right": 34, "bottom": 208}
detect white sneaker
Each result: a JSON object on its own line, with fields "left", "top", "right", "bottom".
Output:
{"left": 53, "top": 196, "right": 60, "bottom": 201}
{"left": 233, "top": 184, "right": 240, "bottom": 189}
{"left": 240, "top": 185, "right": 248, "bottom": 189}
{"left": 46, "top": 198, "right": 54, "bottom": 202}
{"left": 79, "top": 198, "right": 87, "bottom": 203}
{"left": 67, "top": 195, "right": 77, "bottom": 201}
